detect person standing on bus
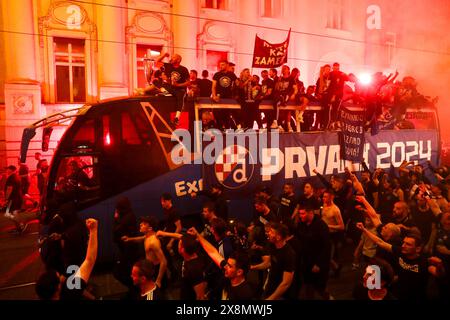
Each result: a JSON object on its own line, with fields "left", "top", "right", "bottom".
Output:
{"left": 211, "top": 60, "right": 238, "bottom": 130}
{"left": 156, "top": 52, "right": 190, "bottom": 126}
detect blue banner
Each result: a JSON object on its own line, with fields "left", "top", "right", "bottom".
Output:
{"left": 202, "top": 129, "right": 440, "bottom": 198}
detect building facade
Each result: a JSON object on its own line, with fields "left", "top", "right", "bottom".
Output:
{"left": 1, "top": 0, "right": 449, "bottom": 170}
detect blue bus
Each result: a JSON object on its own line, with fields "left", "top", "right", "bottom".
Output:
{"left": 20, "top": 95, "right": 441, "bottom": 263}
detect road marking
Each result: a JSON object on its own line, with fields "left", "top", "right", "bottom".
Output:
{"left": 0, "top": 251, "right": 40, "bottom": 288}
{"left": 0, "top": 282, "right": 36, "bottom": 291}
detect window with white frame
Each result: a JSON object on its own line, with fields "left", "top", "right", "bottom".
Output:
{"left": 136, "top": 44, "right": 163, "bottom": 88}
{"left": 261, "top": 0, "right": 282, "bottom": 18}
{"left": 203, "top": 0, "right": 227, "bottom": 10}
{"left": 53, "top": 37, "right": 86, "bottom": 103}
{"left": 326, "top": 0, "right": 346, "bottom": 30}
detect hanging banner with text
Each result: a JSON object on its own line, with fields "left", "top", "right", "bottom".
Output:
{"left": 201, "top": 130, "right": 439, "bottom": 198}
{"left": 339, "top": 105, "right": 365, "bottom": 162}
{"left": 252, "top": 29, "right": 291, "bottom": 68}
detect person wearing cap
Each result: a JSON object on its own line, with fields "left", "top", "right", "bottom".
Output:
{"left": 4, "top": 165, "right": 26, "bottom": 233}
{"left": 123, "top": 215, "right": 167, "bottom": 289}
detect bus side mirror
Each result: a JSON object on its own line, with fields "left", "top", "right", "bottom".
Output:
{"left": 20, "top": 127, "right": 36, "bottom": 163}
{"left": 42, "top": 127, "right": 53, "bottom": 152}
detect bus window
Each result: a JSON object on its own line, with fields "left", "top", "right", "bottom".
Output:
{"left": 133, "top": 109, "right": 152, "bottom": 145}
{"left": 72, "top": 119, "right": 95, "bottom": 146}
{"left": 53, "top": 155, "right": 100, "bottom": 203}
{"left": 121, "top": 112, "right": 142, "bottom": 145}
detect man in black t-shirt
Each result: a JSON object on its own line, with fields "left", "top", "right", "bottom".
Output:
{"left": 297, "top": 206, "right": 332, "bottom": 300}
{"left": 156, "top": 52, "right": 190, "bottom": 125}
{"left": 187, "top": 70, "right": 200, "bottom": 98}
{"left": 160, "top": 193, "right": 182, "bottom": 281}
{"left": 295, "top": 182, "right": 321, "bottom": 218}
{"left": 326, "top": 62, "right": 348, "bottom": 129}
{"left": 191, "top": 183, "right": 228, "bottom": 221}
{"left": 198, "top": 70, "right": 212, "bottom": 97}
{"left": 253, "top": 196, "right": 280, "bottom": 227}
{"left": 251, "top": 222, "right": 295, "bottom": 300}
{"left": 130, "top": 259, "right": 161, "bottom": 300}
{"left": 273, "top": 65, "right": 298, "bottom": 131}
{"left": 160, "top": 193, "right": 182, "bottom": 251}
{"left": 212, "top": 60, "right": 237, "bottom": 99}
{"left": 36, "top": 218, "right": 98, "bottom": 300}
{"left": 410, "top": 195, "right": 439, "bottom": 249}
{"left": 212, "top": 60, "right": 238, "bottom": 130}
{"left": 156, "top": 231, "right": 207, "bottom": 300}
{"left": 278, "top": 183, "right": 297, "bottom": 226}
{"left": 358, "top": 224, "right": 434, "bottom": 301}
{"left": 189, "top": 227, "right": 255, "bottom": 300}
{"left": 435, "top": 212, "right": 450, "bottom": 300}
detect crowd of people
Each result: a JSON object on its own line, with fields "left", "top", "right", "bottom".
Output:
{"left": 0, "top": 152, "right": 48, "bottom": 233}
{"left": 33, "top": 159, "right": 450, "bottom": 301}
{"left": 0, "top": 51, "right": 445, "bottom": 301}
{"left": 140, "top": 52, "right": 438, "bottom": 132}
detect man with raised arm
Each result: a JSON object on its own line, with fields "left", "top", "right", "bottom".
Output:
{"left": 35, "top": 218, "right": 98, "bottom": 300}
{"left": 187, "top": 227, "right": 255, "bottom": 300}
{"left": 156, "top": 52, "right": 190, "bottom": 126}
{"left": 356, "top": 222, "right": 435, "bottom": 301}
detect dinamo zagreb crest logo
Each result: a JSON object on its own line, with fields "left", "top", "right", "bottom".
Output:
{"left": 214, "top": 145, "right": 255, "bottom": 190}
